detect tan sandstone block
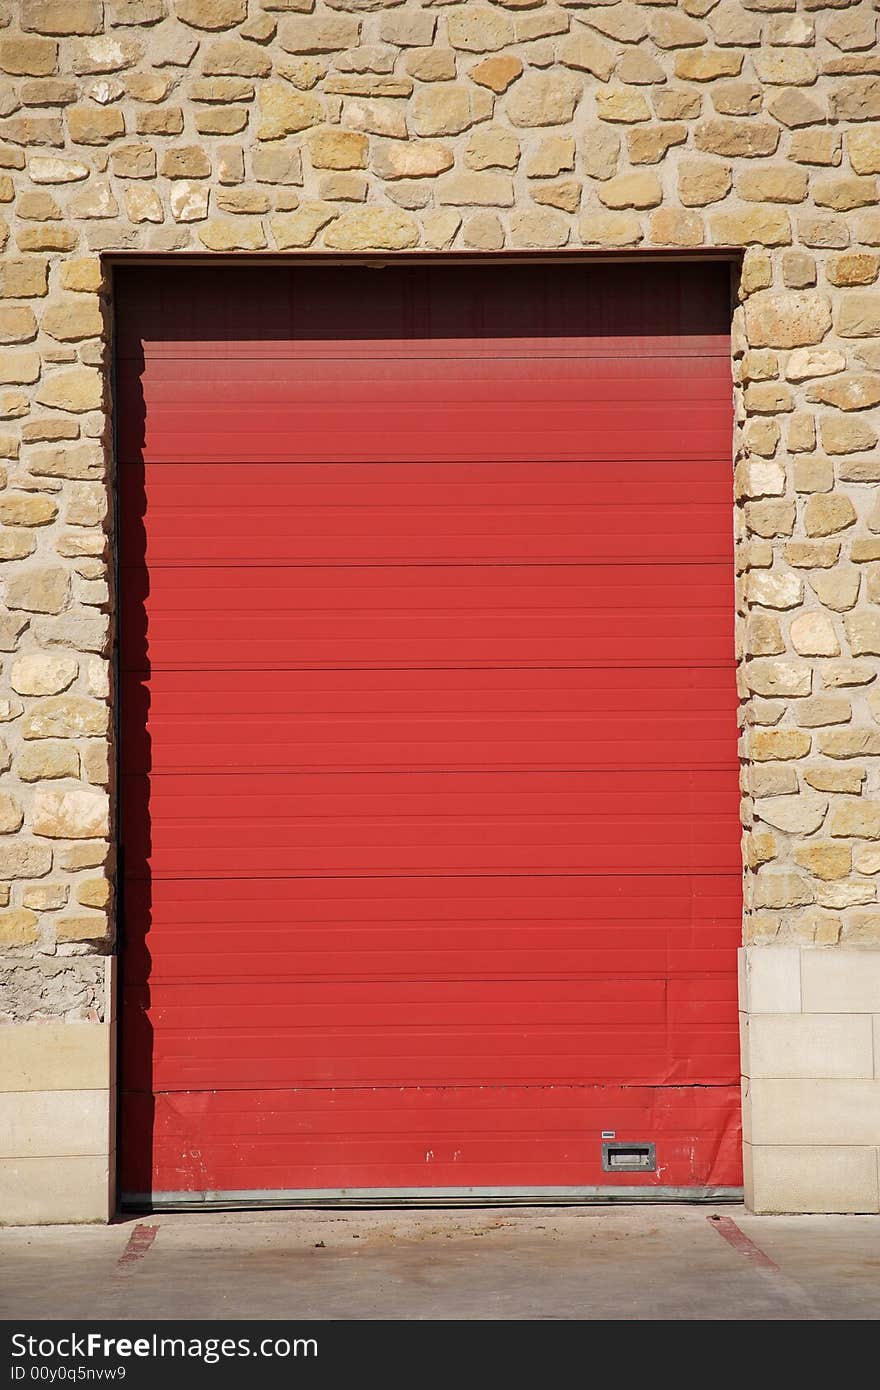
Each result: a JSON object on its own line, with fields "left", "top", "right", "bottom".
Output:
{"left": 0, "top": 349, "right": 40, "bottom": 385}
{"left": 67, "top": 107, "right": 125, "bottom": 145}
{"left": 853, "top": 844, "right": 880, "bottom": 875}
{"left": 848, "top": 128, "right": 880, "bottom": 177}
{"left": 712, "top": 208, "right": 792, "bottom": 246}
{"left": 5, "top": 567, "right": 69, "bottom": 614}
{"left": 0, "top": 307, "right": 37, "bottom": 344}
{"left": 32, "top": 789, "right": 109, "bottom": 840}
{"left": 531, "top": 180, "right": 580, "bottom": 214}
{"left": 785, "top": 347, "right": 846, "bottom": 381}
{"left": 832, "top": 78, "right": 880, "bottom": 122}
{"left": 838, "top": 293, "right": 880, "bottom": 338}
{"left": 470, "top": 56, "right": 522, "bottom": 94}
{"left": 0, "top": 37, "right": 58, "bottom": 77}
{"left": 792, "top": 457, "right": 833, "bottom": 493}
{"left": 422, "top": 210, "right": 460, "bottom": 250}
{"left": 10, "top": 653, "right": 77, "bottom": 695}
{"left": 0, "top": 261, "right": 48, "bottom": 298}
{"left": 0, "top": 492, "right": 56, "bottom": 526}
{"left": 0, "top": 792, "right": 23, "bottom": 832}
{"left": 795, "top": 696, "right": 852, "bottom": 728}
{"left": 270, "top": 205, "right": 336, "bottom": 248}
{"left": 711, "top": 82, "right": 763, "bottom": 117}
{"left": 465, "top": 127, "right": 520, "bottom": 171}
{"left": 755, "top": 49, "right": 818, "bottom": 86}
{"left": 110, "top": 144, "right": 156, "bottom": 179}
{"left": 56, "top": 914, "right": 108, "bottom": 942}
{"left": 745, "top": 613, "right": 784, "bottom": 655}
{"left": 809, "top": 375, "right": 880, "bottom": 411}
{"left": 0, "top": 532, "right": 35, "bottom": 560}
{"left": 827, "top": 254, "right": 880, "bottom": 288}
{"left": 372, "top": 142, "right": 452, "bottom": 180}
{"left": 324, "top": 207, "right": 418, "bottom": 251}
{"left": 76, "top": 877, "right": 109, "bottom": 909}
{"left": 794, "top": 843, "right": 852, "bottom": 882}
{"left": 42, "top": 299, "right": 103, "bottom": 342}
{"left": 744, "top": 499, "right": 795, "bottom": 536}
{"left": 446, "top": 7, "right": 513, "bottom": 53}
{"left": 737, "top": 167, "right": 809, "bottom": 203}
{"left": 510, "top": 209, "right": 568, "bottom": 249}
{"left": 754, "top": 872, "right": 814, "bottom": 910}
{"left": 198, "top": 217, "right": 266, "bottom": 250}
{"left": 35, "top": 368, "right": 102, "bottom": 413}
{"left": 822, "top": 659, "right": 874, "bottom": 686}
{"left": 627, "top": 124, "right": 686, "bottom": 164}
{"left": 695, "top": 118, "right": 779, "bottom": 158}
{"left": 309, "top": 128, "right": 368, "bottom": 170}
{"left": 126, "top": 71, "right": 173, "bottom": 102}
{"left": 279, "top": 14, "right": 360, "bottom": 54}
{"left": 0, "top": 910, "right": 39, "bottom": 946}
{"left": 748, "top": 1079, "right": 880, "bottom": 1148}
{"left": 767, "top": 88, "right": 825, "bottom": 129}
{"left": 744, "top": 292, "right": 832, "bottom": 349}
{"left": 749, "top": 728, "right": 811, "bottom": 762}
{"left": 0, "top": 843, "right": 51, "bottom": 880}
{"left": 745, "top": 660, "right": 812, "bottom": 698}
{"left": 597, "top": 88, "right": 651, "bottom": 125}
{"left": 804, "top": 764, "right": 863, "bottom": 793}
{"left": 176, "top": 0, "right": 247, "bottom": 29}
{"left": 803, "top": 494, "right": 857, "bottom": 536}
{"left": 649, "top": 0, "right": 710, "bottom": 40}
{"left": 678, "top": 159, "right": 731, "bottom": 206}
{"left": 559, "top": 30, "right": 615, "bottom": 82}
{"left": 125, "top": 185, "right": 163, "bottom": 223}
{"left": 438, "top": 172, "right": 514, "bottom": 206}
{"left": 581, "top": 126, "right": 620, "bottom": 181}
{"left": 814, "top": 176, "right": 879, "bottom": 213}
{"left": 744, "top": 829, "right": 778, "bottom": 866}
{"left": 526, "top": 137, "right": 575, "bottom": 179}
{"left": 821, "top": 729, "right": 880, "bottom": 760}
{"left": 788, "top": 130, "right": 842, "bottom": 166}
{"left": 676, "top": 49, "right": 742, "bottom": 81}
{"left": 18, "top": 742, "right": 79, "bottom": 782}
{"left": 820, "top": 415, "right": 877, "bottom": 455}
{"left": 20, "top": 883, "right": 65, "bottom": 913}
{"left": 22, "top": 696, "right": 108, "bottom": 741}
{"left": 214, "top": 189, "right": 270, "bottom": 215}
{"left": 617, "top": 51, "right": 665, "bottom": 86}
{"left": 506, "top": 71, "right": 581, "bottom": 127}
{"left": 790, "top": 611, "right": 840, "bottom": 656}
{"left": 809, "top": 569, "right": 861, "bottom": 611}
{"left": 845, "top": 614, "right": 880, "bottom": 656}
{"left": 462, "top": 212, "right": 503, "bottom": 251}
{"left": 597, "top": 171, "right": 661, "bottom": 210}
{"left": 257, "top": 82, "right": 322, "bottom": 139}
{"left": 411, "top": 86, "right": 477, "bottom": 137}
{"left": 735, "top": 456, "right": 785, "bottom": 499}
{"left": 653, "top": 88, "right": 702, "bottom": 121}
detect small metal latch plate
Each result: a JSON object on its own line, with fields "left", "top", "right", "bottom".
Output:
{"left": 602, "top": 1142, "right": 656, "bottom": 1173}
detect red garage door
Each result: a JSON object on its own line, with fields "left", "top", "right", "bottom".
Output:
{"left": 117, "top": 262, "right": 742, "bottom": 1205}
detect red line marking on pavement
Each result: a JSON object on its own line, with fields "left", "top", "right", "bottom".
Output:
{"left": 117, "top": 1223, "right": 159, "bottom": 1268}
{"left": 708, "top": 1215, "right": 780, "bottom": 1272}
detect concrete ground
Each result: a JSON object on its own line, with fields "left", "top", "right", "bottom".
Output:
{"left": 0, "top": 1205, "right": 878, "bottom": 1321}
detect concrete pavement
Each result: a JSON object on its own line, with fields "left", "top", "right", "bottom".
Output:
{"left": 1, "top": 1205, "right": 878, "bottom": 1321}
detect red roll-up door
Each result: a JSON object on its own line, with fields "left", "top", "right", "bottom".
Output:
{"left": 117, "top": 262, "right": 741, "bottom": 1205}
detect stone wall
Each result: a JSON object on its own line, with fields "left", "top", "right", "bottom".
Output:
{"left": 0, "top": 0, "right": 879, "bottom": 1216}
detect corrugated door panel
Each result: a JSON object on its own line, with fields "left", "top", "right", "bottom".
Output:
{"left": 117, "top": 262, "right": 741, "bottom": 1202}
